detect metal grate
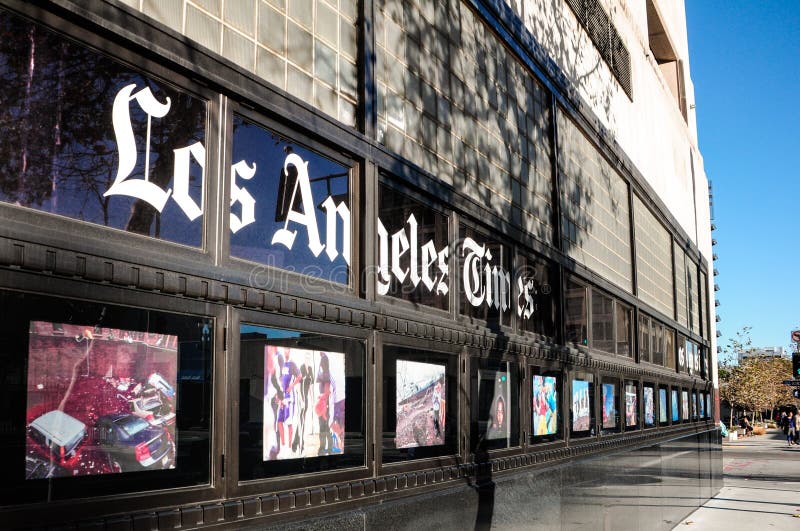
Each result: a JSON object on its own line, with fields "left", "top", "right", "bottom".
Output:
{"left": 563, "top": 0, "right": 632, "bottom": 99}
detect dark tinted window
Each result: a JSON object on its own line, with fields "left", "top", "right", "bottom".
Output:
{"left": 516, "top": 254, "right": 558, "bottom": 338}
{"left": 231, "top": 115, "right": 351, "bottom": 284}
{"left": 377, "top": 184, "right": 449, "bottom": 310}
{"left": 458, "top": 225, "right": 512, "bottom": 327}
{"left": 0, "top": 11, "right": 206, "bottom": 245}
{"left": 0, "top": 291, "right": 212, "bottom": 505}
{"left": 565, "top": 279, "right": 588, "bottom": 346}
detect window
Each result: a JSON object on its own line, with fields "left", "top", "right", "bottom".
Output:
{"left": 459, "top": 224, "right": 512, "bottom": 327}
{"left": 601, "top": 378, "right": 620, "bottom": 434}
{"left": 231, "top": 115, "right": 352, "bottom": 285}
{"left": 591, "top": 290, "right": 614, "bottom": 353}
{"left": 0, "top": 290, "right": 213, "bottom": 505}
{"left": 516, "top": 254, "right": 558, "bottom": 338}
{"left": 692, "top": 391, "right": 698, "bottom": 420}
{"left": 382, "top": 346, "right": 458, "bottom": 463}
{"left": 616, "top": 303, "right": 632, "bottom": 357}
{"left": 565, "top": 279, "right": 588, "bottom": 346}
{"left": 570, "top": 372, "right": 595, "bottom": 439}
{"left": 639, "top": 314, "right": 651, "bottom": 363}
{"left": 646, "top": 0, "right": 686, "bottom": 118}
{"left": 643, "top": 384, "right": 655, "bottom": 428}
{"left": 377, "top": 183, "right": 450, "bottom": 310}
{"left": 531, "top": 366, "right": 562, "bottom": 444}
{"left": 624, "top": 380, "right": 638, "bottom": 430}
{"left": 651, "top": 320, "right": 664, "bottom": 366}
{"left": 471, "top": 359, "right": 519, "bottom": 452}
{"left": 0, "top": 10, "right": 207, "bottom": 246}
{"left": 664, "top": 327, "right": 676, "bottom": 371}
{"left": 237, "top": 325, "right": 365, "bottom": 480}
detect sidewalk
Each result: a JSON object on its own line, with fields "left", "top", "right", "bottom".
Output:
{"left": 675, "top": 428, "right": 800, "bottom": 530}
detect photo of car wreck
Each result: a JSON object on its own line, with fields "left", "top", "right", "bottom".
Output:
{"left": 25, "top": 321, "right": 178, "bottom": 479}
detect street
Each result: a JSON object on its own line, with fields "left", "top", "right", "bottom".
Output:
{"left": 676, "top": 429, "right": 800, "bottom": 529}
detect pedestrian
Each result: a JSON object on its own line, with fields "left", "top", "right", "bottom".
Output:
{"left": 780, "top": 412, "right": 789, "bottom": 437}
{"left": 786, "top": 412, "right": 796, "bottom": 446}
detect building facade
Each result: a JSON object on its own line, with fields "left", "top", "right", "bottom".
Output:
{"left": 0, "top": 0, "right": 719, "bottom": 529}
{"left": 738, "top": 346, "right": 786, "bottom": 364}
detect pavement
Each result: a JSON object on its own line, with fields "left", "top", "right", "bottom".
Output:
{"left": 675, "top": 428, "right": 800, "bottom": 530}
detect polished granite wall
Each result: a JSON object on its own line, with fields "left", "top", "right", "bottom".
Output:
{"left": 265, "top": 429, "right": 722, "bottom": 531}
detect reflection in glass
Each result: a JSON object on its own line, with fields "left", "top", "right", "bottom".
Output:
{"left": 517, "top": 255, "right": 557, "bottom": 337}
{"left": 565, "top": 279, "right": 588, "bottom": 346}
{"left": 591, "top": 290, "right": 614, "bottom": 353}
{"left": 0, "top": 11, "right": 205, "bottom": 245}
{"left": 378, "top": 184, "right": 449, "bottom": 310}
{"left": 231, "top": 115, "right": 351, "bottom": 284}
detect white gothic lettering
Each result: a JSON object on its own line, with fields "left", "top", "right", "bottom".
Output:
{"left": 461, "top": 237, "right": 510, "bottom": 312}
{"left": 376, "top": 213, "right": 448, "bottom": 296}
{"left": 271, "top": 153, "right": 351, "bottom": 265}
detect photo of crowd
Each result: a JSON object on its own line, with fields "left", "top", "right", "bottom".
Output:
{"left": 26, "top": 321, "right": 178, "bottom": 480}
{"left": 478, "top": 369, "right": 509, "bottom": 441}
{"left": 644, "top": 387, "right": 654, "bottom": 426}
{"left": 263, "top": 347, "right": 345, "bottom": 461}
{"left": 533, "top": 375, "right": 557, "bottom": 436}
{"left": 571, "top": 379, "right": 591, "bottom": 432}
{"left": 625, "top": 384, "right": 637, "bottom": 427}
{"left": 602, "top": 383, "right": 616, "bottom": 429}
{"left": 395, "top": 361, "right": 446, "bottom": 448}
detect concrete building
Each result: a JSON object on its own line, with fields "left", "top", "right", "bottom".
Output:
{"left": 0, "top": 0, "right": 718, "bottom": 529}
{"left": 738, "top": 346, "right": 787, "bottom": 364}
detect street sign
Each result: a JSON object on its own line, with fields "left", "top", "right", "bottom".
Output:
{"left": 792, "top": 330, "right": 800, "bottom": 343}
{"left": 782, "top": 380, "right": 800, "bottom": 386}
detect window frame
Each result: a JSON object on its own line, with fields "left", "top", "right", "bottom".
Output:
{"left": 528, "top": 361, "right": 565, "bottom": 447}
{"left": 0, "top": 5, "right": 222, "bottom": 278}
{"left": 0, "top": 274, "right": 226, "bottom": 520}
{"left": 223, "top": 102, "right": 361, "bottom": 299}
{"left": 226, "top": 308, "right": 373, "bottom": 498}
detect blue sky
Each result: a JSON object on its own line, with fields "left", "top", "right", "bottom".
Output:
{"left": 686, "top": 2, "right": 800, "bottom": 354}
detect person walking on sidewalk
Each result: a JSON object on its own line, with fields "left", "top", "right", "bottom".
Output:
{"left": 786, "top": 412, "right": 796, "bottom": 446}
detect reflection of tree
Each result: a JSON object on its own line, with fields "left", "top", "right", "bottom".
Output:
{"left": 0, "top": 13, "right": 205, "bottom": 235}
{"left": 58, "top": 333, "right": 94, "bottom": 413}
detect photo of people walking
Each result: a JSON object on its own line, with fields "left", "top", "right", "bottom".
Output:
{"left": 263, "top": 346, "right": 345, "bottom": 461}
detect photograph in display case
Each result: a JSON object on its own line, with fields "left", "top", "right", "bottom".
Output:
{"left": 672, "top": 390, "right": 680, "bottom": 422}
{"left": 625, "top": 383, "right": 637, "bottom": 427}
{"left": 682, "top": 391, "right": 690, "bottom": 420}
{"left": 533, "top": 375, "right": 558, "bottom": 436}
{"left": 572, "top": 380, "right": 591, "bottom": 431}
{"left": 602, "top": 383, "right": 616, "bottom": 429}
{"left": 395, "top": 360, "right": 446, "bottom": 448}
{"left": 699, "top": 392, "right": 706, "bottom": 419}
{"left": 478, "top": 368, "right": 510, "bottom": 441}
{"left": 25, "top": 322, "right": 178, "bottom": 479}
{"left": 706, "top": 394, "right": 712, "bottom": 419}
{"left": 659, "top": 388, "right": 668, "bottom": 423}
{"left": 263, "top": 346, "right": 345, "bottom": 460}
{"left": 644, "top": 387, "right": 655, "bottom": 427}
